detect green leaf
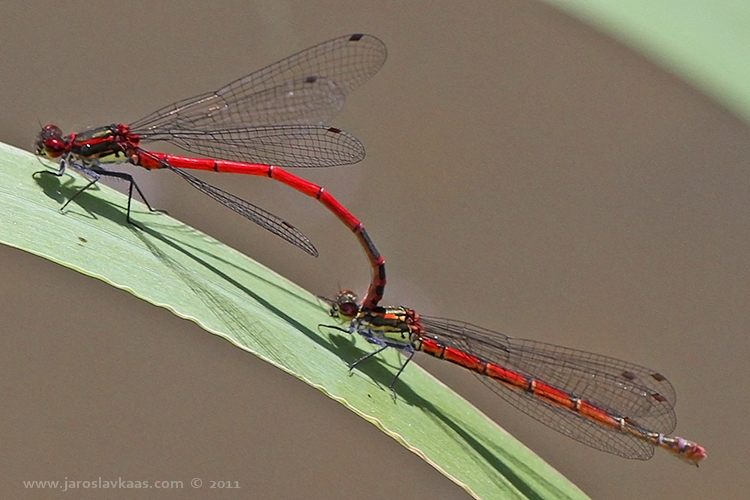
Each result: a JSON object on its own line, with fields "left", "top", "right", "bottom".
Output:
{"left": 0, "top": 142, "right": 587, "bottom": 499}
{"left": 543, "top": 0, "right": 750, "bottom": 124}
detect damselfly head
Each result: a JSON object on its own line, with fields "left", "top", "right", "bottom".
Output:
{"left": 35, "top": 124, "right": 65, "bottom": 158}
{"left": 329, "top": 290, "right": 360, "bottom": 320}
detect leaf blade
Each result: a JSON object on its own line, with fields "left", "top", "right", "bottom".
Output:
{"left": 0, "top": 142, "right": 587, "bottom": 500}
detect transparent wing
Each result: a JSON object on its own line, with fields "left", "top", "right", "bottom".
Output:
{"left": 419, "top": 316, "right": 677, "bottom": 459}
{"left": 131, "top": 34, "right": 386, "bottom": 131}
{"left": 163, "top": 162, "right": 318, "bottom": 257}
{"left": 151, "top": 125, "right": 364, "bottom": 167}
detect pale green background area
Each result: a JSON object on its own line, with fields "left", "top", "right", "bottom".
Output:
{"left": 0, "top": 1, "right": 748, "bottom": 499}
{"left": 544, "top": 0, "right": 750, "bottom": 125}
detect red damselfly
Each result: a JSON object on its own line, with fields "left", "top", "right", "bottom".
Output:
{"left": 35, "top": 34, "right": 387, "bottom": 309}
{"left": 322, "top": 290, "right": 706, "bottom": 465}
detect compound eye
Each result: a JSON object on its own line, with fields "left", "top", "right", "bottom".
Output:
{"left": 36, "top": 125, "right": 66, "bottom": 157}
{"left": 338, "top": 301, "right": 359, "bottom": 318}
{"left": 332, "top": 290, "right": 359, "bottom": 317}
{"left": 41, "top": 124, "right": 63, "bottom": 138}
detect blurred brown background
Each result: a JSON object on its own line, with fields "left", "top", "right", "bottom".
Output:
{"left": 1, "top": 1, "right": 747, "bottom": 498}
